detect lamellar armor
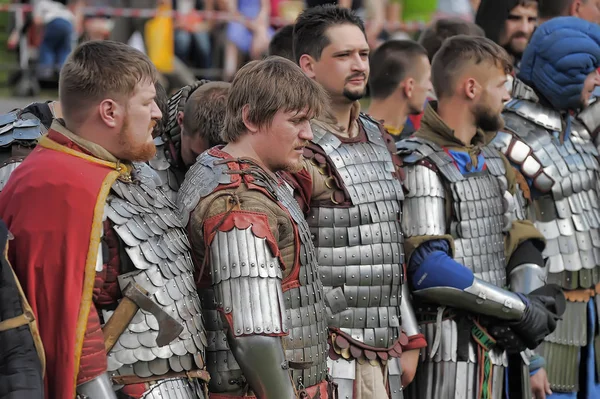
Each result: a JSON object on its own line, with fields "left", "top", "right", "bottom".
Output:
{"left": 177, "top": 149, "right": 329, "bottom": 397}
{"left": 490, "top": 89, "right": 600, "bottom": 393}
{"left": 0, "top": 107, "right": 46, "bottom": 191}
{"left": 302, "top": 114, "right": 412, "bottom": 398}
{"left": 397, "top": 138, "right": 517, "bottom": 399}
{"left": 98, "top": 162, "right": 208, "bottom": 398}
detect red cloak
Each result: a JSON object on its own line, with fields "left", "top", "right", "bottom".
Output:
{"left": 0, "top": 129, "right": 128, "bottom": 398}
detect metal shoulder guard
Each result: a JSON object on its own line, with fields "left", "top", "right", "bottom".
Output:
{"left": 207, "top": 215, "right": 287, "bottom": 337}
{"left": 414, "top": 276, "right": 527, "bottom": 320}
{"left": 509, "top": 263, "right": 547, "bottom": 294}
{"left": 401, "top": 163, "right": 447, "bottom": 237}
{"left": 177, "top": 151, "right": 232, "bottom": 227}
{"left": 0, "top": 109, "right": 44, "bottom": 191}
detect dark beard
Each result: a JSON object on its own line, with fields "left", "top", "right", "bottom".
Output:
{"left": 474, "top": 104, "right": 504, "bottom": 132}
{"left": 343, "top": 87, "right": 366, "bottom": 102}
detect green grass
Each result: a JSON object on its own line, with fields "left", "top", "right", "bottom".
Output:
{"left": 0, "top": 0, "right": 17, "bottom": 86}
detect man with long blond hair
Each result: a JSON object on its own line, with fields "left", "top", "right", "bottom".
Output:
{"left": 0, "top": 40, "right": 208, "bottom": 398}
{"left": 177, "top": 56, "right": 334, "bottom": 398}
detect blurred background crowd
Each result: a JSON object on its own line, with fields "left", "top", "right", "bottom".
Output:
{"left": 0, "top": 0, "right": 597, "bottom": 98}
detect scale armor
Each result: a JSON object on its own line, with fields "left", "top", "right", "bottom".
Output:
{"left": 490, "top": 92, "right": 600, "bottom": 393}
{"left": 103, "top": 162, "right": 207, "bottom": 397}
{"left": 397, "top": 137, "right": 513, "bottom": 399}
{"left": 177, "top": 151, "right": 329, "bottom": 395}
{"left": 304, "top": 115, "right": 406, "bottom": 398}
{"left": 0, "top": 108, "right": 45, "bottom": 191}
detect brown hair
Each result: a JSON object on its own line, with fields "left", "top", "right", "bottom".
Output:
{"left": 59, "top": 40, "right": 158, "bottom": 128}
{"left": 222, "top": 56, "right": 329, "bottom": 143}
{"left": 183, "top": 81, "right": 231, "bottom": 147}
{"left": 418, "top": 18, "right": 485, "bottom": 62}
{"left": 431, "top": 35, "right": 512, "bottom": 99}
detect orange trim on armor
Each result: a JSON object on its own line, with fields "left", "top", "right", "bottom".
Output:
{"left": 563, "top": 288, "right": 595, "bottom": 303}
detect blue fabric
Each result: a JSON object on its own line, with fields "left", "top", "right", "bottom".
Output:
{"left": 518, "top": 17, "right": 600, "bottom": 111}
{"left": 583, "top": 299, "right": 600, "bottom": 399}
{"left": 447, "top": 150, "right": 485, "bottom": 175}
{"left": 409, "top": 239, "right": 474, "bottom": 291}
{"left": 38, "top": 18, "right": 73, "bottom": 68}
{"left": 226, "top": 0, "right": 274, "bottom": 53}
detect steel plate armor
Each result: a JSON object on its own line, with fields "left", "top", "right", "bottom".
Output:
{"left": 398, "top": 137, "right": 512, "bottom": 399}
{"left": 305, "top": 115, "right": 407, "bottom": 398}
{"left": 178, "top": 151, "right": 329, "bottom": 396}
{"left": 104, "top": 162, "right": 207, "bottom": 397}
{"left": 0, "top": 109, "right": 45, "bottom": 191}
{"left": 490, "top": 88, "right": 600, "bottom": 393}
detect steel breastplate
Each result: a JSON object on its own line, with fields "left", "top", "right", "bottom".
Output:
{"left": 307, "top": 116, "right": 406, "bottom": 350}
{"left": 492, "top": 99, "right": 600, "bottom": 290}
{"left": 104, "top": 162, "right": 207, "bottom": 380}
{"left": 182, "top": 154, "right": 329, "bottom": 392}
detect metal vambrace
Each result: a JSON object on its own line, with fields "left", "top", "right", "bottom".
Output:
{"left": 509, "top": 263, "right": 547, "bottom": 295}
{"left": 226, "top": 332, "right": 296, "bottom": 398}
{"left": 400, "top": 283, "right": 420, "bottom": 337}
{"left": 76, "top": 372, "right": 117, "bottom": 399}
{"left": 414, "top": 276, "right": 527, "bottom": 320}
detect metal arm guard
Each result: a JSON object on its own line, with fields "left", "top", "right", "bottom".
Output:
{"left": 210, "top": 226, "right": 287, "bottom": 337}
{"left": 227, "top": 333, "right": 296, "bottom": 398}
{"left": 209, "top": 225, "right": 295, "bottom": 395}
{"left": 413, "top": 277, "right": 527, "bottom": 320}
{"left": 509, "top": 263, "right": 547, "bottom": 295}
{"left": 400, "top": 283, "right": 420, "bottom": 337}
{"left": 76, "top": 372, "right": 117, "bottom": 399}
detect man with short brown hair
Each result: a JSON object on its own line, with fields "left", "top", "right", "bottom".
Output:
{"left": 177, "top": 56, "right": 333, "bottom": 398}
{"left": 0, "top": 40, "right": 208, "bottom": 398}
{"left": 368, "top": 40, "right": 433, "bottom": 141}
{"left": 397, "top": 35, "right": 564, "bottom": 399}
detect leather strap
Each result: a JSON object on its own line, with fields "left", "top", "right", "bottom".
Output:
{"left": 0, "top": 310, "right": 34, "bottom": 331}
{"left": 111, "top": 369, "right": 211, "bottom": 385}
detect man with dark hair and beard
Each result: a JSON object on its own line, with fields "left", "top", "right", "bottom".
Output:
{"left": 490, "top": 17, "right": 600, "bottom": 399}
{"left": 476, "top": 0, "right": 538, "bottom": 70}
{"left": 291, "top": 5, "right": 427, "bottom": 397}
{"left": 396, "top": 34, "right": 565, "bottom": 399}
{"left": 0, "top": 40, "right": 209, "bottom": 398}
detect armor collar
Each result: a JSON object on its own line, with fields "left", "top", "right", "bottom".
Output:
{"left": 576, "top": 99, "right": 600, "bottom": 137}
{"left": 504, "top": 98, "right": 562, "bottom": 132}
{"left": 50, "top": 119, "right": 119, "bottom": 164}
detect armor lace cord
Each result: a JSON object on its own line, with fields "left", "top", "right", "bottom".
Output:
{"left": 430, "top": 306, "right": 446, "bottom": 359}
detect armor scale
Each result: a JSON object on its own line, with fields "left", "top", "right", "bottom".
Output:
{"left": 398, "top": 137, "right": 513, "bottom": 399}
{"left": 490, "top": 95, "right": 600, "bottom": 392}
{"left": 177, "top": 152, "right": 329, "bottom": 396}
{"left": 305, "top": 115, "right": 407, "bottom": 398}
{"left": 103, "top": 163, "right": 207, "bottom": 397}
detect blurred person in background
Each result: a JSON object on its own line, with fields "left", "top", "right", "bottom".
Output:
{"left": 538, "top": 0, "right": 600, "bottom": 24}
{"left": 174, "top": 0, "right": 214, "bottom": 73}
{"left": 368, "top": 40, "right": 432, "bottom": 141}
{"left": 33, "top": 0, "right": 76, "bottom": 80}
{"left": 268, "top": 23, "right": 294, "bottom": 60}
{"left": 476, "top": 0, "right": 538, "bottom": 70}
{"left": 221, "top": 0, "right": 273, "bottom": 80}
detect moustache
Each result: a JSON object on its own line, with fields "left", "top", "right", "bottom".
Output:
{"left": 511, "top": 31, "right": 528, "bottom": 40}
{"left": 345, "top": 73, "right": 367, "bottom": 83}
